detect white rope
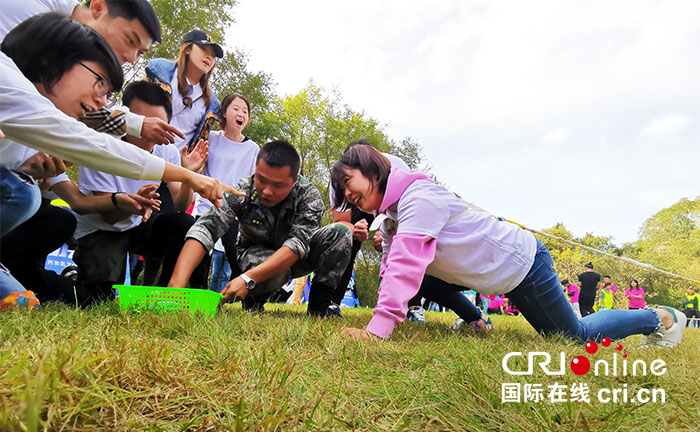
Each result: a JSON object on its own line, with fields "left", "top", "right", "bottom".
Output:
{"left": 504, "top": 219, "right": 700, "bottom": 285}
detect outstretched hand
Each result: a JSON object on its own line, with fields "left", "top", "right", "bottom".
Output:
{"left": 114, "top": 183, "right": 161, "bottom": 221}
{"left": 181, "top": 139, "right": 208, "bottom": 172}
{"left": 141, "top": 117, "right": 186, "bottom": 144}
{"left": 188, "top": 173, "right": 245, "bottom": 208}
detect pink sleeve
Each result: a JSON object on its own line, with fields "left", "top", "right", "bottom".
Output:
{"left": 625, "top": 288, "right": 630, "bottom": 297}
{"left": 365, "top": 233, "right": 436, "bottom": 339}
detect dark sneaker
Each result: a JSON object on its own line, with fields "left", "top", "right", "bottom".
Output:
{"left": 308, "top": 304, "right": 343, "bottom": 318}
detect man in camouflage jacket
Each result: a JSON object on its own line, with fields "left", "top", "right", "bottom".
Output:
{"left": 169, "top": 140, "right": 352, "bottom": 316}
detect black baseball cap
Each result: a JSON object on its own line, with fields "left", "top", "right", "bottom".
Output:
{"left": 182, "top": 30, "right": 223, "bottom": 58}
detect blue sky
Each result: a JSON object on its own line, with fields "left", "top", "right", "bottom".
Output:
{"left": 227, "top": 0, "right": 700, "bottom": 244}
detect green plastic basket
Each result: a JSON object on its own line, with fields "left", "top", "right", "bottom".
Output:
{"left": 115, "top": 285, "right": 223, "bottom": 316}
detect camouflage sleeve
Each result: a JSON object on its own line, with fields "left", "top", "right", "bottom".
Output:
{"left": 186, "top": 176, "right": 250, "bottom": 251}
{"left": 283, "top": 180, "right": 325, "bottom": 260}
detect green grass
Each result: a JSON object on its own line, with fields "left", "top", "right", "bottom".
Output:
{"left": 1, "top": 303, "right": 699, "bottom": 431}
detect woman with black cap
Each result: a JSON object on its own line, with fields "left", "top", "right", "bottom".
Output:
{"left": 144, "top": 29, "right": 224, "bottom": 152}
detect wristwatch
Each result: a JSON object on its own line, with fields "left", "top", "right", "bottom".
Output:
{"left": 240, "top": 273, "right": 256, "bottom": 291}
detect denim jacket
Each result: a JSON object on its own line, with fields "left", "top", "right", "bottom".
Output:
{"left": 144, "top": 58, "right": 221, "bottom": 149}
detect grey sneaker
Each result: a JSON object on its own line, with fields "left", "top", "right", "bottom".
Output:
{"left": 450, "top": 316, "right": 493, "bottom": 333}
{"left": 640, "top": 307, "right": 687, "bottom": 348}
{"left": 407, "top": 306, "right": 427, "bottom": 323}
{"left": 449, "top": 318, "right": 466, "bottom": 331}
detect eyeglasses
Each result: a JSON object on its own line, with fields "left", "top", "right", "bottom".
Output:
{"left": 78, "top": 62, "right": 113, "bottom": 99}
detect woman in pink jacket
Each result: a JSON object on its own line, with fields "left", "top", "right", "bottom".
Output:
{"left": 330, "top": 145, "right": 686, "bottom": 348}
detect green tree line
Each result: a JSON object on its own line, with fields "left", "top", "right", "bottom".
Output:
{"left": 74, "top": 1, "right": 697, "bottom": 309}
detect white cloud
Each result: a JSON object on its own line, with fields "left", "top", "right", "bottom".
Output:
{"left": 226, "top": 0, "right": 700, "bottom": 244}
{"left": 639, "top": 113, "right": 691, "bottom": 140}
{"left": 540, "top": 128, "right": 569, "bottom": 144}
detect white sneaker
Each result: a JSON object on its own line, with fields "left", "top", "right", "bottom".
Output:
{"left": 449, "top": 318, "right": 465, "bottom": 331}
{"left": 407, "top": 306, "right": 427, "bottom": 323}
{"left": 640, "top": 307, "right": 687, "bottom": 348}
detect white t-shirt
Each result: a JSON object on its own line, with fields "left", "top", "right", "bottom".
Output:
{"left": 74, "top": 144, "right": 181, "bottom": 239}
{"left": 194, "top": 131, "right": 258, "bottom": 215}
{"left": 0, "top": 139, "right": 38, "bottom": 170}
{"left": 169, "top": 71, "right": 208, "bottom": 151}
{"left": 0, "top": 52, "right": 164, "bottom": 180}
{"left": 0, "top": 0, "right": 78, "bottom": 41}
{"left": 384, "top": 179, "right": 537, "bottom": 295}
{"left": 329, "top": 152, "right": 410, "bottom": 212}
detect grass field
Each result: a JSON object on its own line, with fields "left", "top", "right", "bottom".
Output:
{"left": 1, "top": 302, "right": 699, "bottom": 431}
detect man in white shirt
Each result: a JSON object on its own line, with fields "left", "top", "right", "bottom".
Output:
{"left": 0, "top": 0, "right": 183, "bottom": 143}
{"left": 73, "top": 81, "right": 207, "bottom": 304}
{"left": 0, "top": 14, "right": 236, "bottom": 302}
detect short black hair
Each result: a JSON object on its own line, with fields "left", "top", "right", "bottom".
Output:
{"left": 1, "top": 12, "right": 123, "bottom": 94}
{"left": 122, "top": 81, "right": 173, "bottom": 121}
{"left": 256, "top": 140, "right": 300, "bottom": 179}
{"left": 561, "top": 279, "right": 569, "bottom": 285}
{"left": 330, "top": 145, "right": 391, "bottom": 210}
{"left": 343, "top": 138, "right": 371, "bottom": 153}
{"left": 91, "top": 0, "right": 161, "bottom": 43}
{"left": 585, "top": 262, "right": 594, "bottom": 269}
{"left": 603, "top": 275, "right": 611, "bottom": 279}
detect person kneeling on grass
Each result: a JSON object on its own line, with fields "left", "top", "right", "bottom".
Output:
{"left": 331, "top": 145, "right": 687, "bottom": 347}
{"left": 71, "top": 81, "right": 215, "bottom": 304}
{"left": 169, "top": 140, "right": 353, "bottom": 317}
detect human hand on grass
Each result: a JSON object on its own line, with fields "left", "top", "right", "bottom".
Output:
{"left": 341, "top": 327, "right": 379, "bottom": 341}
{"left": 220, "top": 276, "right": 248, "bottom": 303}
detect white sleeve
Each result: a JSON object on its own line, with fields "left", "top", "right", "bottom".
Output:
{"left": 119, "top": 105, "right": 145, "bottom": 138}
{"left": 50, "top": 172, "right": 71, "bottom": 185}
{"left": 384, "top": 153, "right": 410, "bottom": 171}
{"left": 0, "top": 53, "right": 165, "bottom": 181}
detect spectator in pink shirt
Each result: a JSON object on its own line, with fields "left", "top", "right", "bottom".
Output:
{"left": 487, "top": 296, "right": 504, "bottom": 315}
{"left": 562, "top": 279, "right": 581, "bottom": 318}
{"left": 625, "top": 279, "right": 646, "bottom": 309}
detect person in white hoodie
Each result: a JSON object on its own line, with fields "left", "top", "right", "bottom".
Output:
{"left": 330, "top": 145, "right": 686, "bottom": 349}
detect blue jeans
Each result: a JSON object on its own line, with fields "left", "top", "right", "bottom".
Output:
{"left": 0, "top": 167, "right": 41, "bottom": 298}
{"left": 418, "top": 275, "right": 482, "bottom": 321}
{"left": 209, "top": 250, "right": 231, "bottom": 292}
{"left": 506, "top": 241, "right": 662, "bottom": 342}
{"left": 480, "top": 296, "right": 491, "bottom": 314}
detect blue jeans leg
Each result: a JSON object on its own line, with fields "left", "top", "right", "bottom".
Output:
{"left": 481, "top": 297, "right": 490, "bottom": 315}
{"left": 0, "top": 168, "right": 40, "bottom": 297}
{"left": 0, "top": 168, "right": 41, "bottom": 237}
{"left": 506, "top": 241, "right": 662, "bottom": 342}
{"left": 219, "top": 259, "right": 231, "bottom": 292}
{"left": 0, "top": 265, "right": 26, "bottom": 298}
{"left": 209, "top": 250, "right": 224, "bottom": 292}
{"left": 418, "top": 275, "right": 482, "bottom": 322}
